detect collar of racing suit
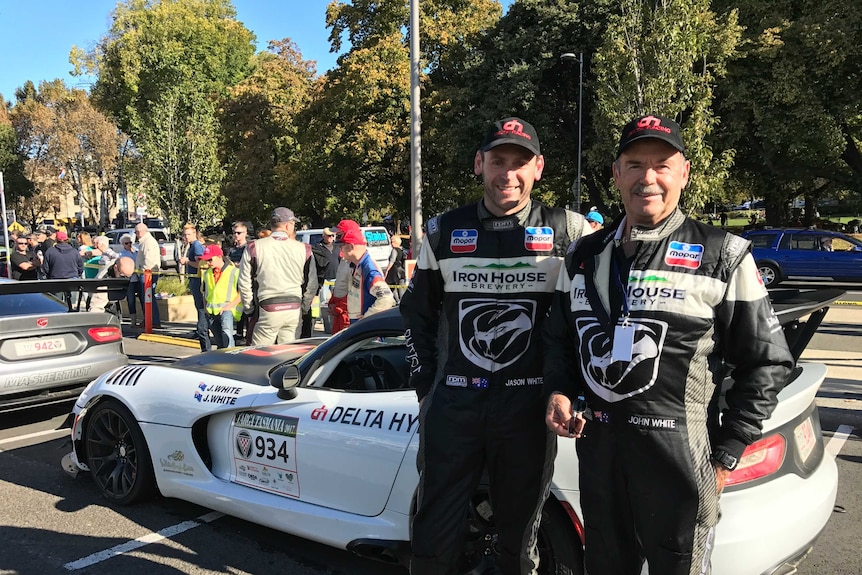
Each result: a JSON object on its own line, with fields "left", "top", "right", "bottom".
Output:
{"left": 476, "top": 199, "right": 535, "bottom": 229}
{"left": 613, "top": 207, "right": 687, "bottom": 246}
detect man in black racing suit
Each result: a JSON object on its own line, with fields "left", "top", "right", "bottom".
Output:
{"left": 402, "top": 117, "right": 592, "bottom": 575}
{"left": 543, "top": 114, "right": 794, "bottom": 575}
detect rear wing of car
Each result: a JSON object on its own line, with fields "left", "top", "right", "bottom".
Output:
{"left": 770, "top": 287, "right": 845, "bottom": 362}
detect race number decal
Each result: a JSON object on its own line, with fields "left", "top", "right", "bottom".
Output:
{"left": 231, "top": 411, "right": 300, "bottom": 498}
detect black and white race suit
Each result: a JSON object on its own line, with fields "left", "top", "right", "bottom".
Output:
{"left": 402, "top": 200, "right": 589, "bottom": 575}
{"left": 543, "top": 209, "right": 794, "bottom": 575}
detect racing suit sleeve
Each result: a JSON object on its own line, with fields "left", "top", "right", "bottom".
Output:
{"left": 400, "top": 225, "right": 445, "bottom": 401}
{"left": 301, "top": 245, "right": 319, "bottom": 314}
{"left": 713, "top": 249, "right": 794, "bottom": 461}
{"left": 364, "top": 275, "right": 395, "bottom": 317}
{"left": 543, "top": 250, "right": 583, "bottom": 402}
{"left": 238, "top": 241, "right": 256, "bottom": 312}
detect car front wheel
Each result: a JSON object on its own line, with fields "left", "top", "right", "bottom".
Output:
{"left": 757, "top": 262, "right": 782, "bottom": 287}
{"left": 84, "top": 399, "right": 156, "bottom": 504}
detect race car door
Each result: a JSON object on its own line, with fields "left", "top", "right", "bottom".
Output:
{"left": 231, "top": 336, "right": 418, "bottom": 517}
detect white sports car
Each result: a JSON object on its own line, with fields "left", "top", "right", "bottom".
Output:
{"left": 63, "top": 288, "right": 842, "bottom": 575}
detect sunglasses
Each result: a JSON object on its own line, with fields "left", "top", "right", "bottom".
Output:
{"left": 123, "top": 242, "right": 132, "bottom": 245}
{"left": 17, "top": 241, "right": 29, "bottom": 245}
{"left": 233, "top": 231, "right": 246, "bottom": 234}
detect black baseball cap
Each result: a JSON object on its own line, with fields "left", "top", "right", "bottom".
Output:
{"left": 481, "top": 117, "right": 541, "bottom": 156}
{"left": 617, "top": 114, "right": 686, "bottom": 158}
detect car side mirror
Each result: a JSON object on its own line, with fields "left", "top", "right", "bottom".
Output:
{"left": 270, "top": 363, "right": 301, "bottom": 400}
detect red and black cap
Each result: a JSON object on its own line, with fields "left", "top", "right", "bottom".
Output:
{"left": 617, "top": 114, "right": 686, "bottom": 158}
{"left": 481, "top": 117, "right": 541, "bottom": 156}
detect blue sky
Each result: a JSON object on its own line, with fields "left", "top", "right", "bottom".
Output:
{"left": 0, "top": 0, "right": 345, "bottom": 101}
{"left": 0, "top": 0, "right": 512, "bottom": 103}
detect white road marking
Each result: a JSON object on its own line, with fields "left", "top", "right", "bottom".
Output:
{"left": 0, "top": 428, "right": 68, "bottom": 450}
{"left": 825, "top": 424, "right": 854, "bottom": 458}
{"left": 63, "top": 511, "right": 225, "bottom": 570}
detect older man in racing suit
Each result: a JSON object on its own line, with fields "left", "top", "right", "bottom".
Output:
{"left": 544, "top": 114, "right": 794, "bottom": 575}
{"left": 402, "top": 117, "right": 592, "bottom": 575}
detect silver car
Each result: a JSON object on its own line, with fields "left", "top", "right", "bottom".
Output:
{"left": 0, "top": 279, "right": 127, "bottom": 411}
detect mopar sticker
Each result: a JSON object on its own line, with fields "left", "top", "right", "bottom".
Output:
{"left": 664, "top": 241, "right": 704, "bottom": 269}
{"left": 232, "top": 411, "right": 300, "bottom": 498}
{"left": 525, "top": 226, "right": 553, "bottom": 251}
{"left": 451, "top": 229, "right": 478, "bottom": 253}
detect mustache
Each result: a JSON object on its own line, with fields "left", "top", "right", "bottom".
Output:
{"left": 632, "top": 184, "right": 662, "bottom": 195}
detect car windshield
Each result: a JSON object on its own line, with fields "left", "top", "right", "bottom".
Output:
{"left": 0, "top": 292, "right": 69, "bottom": 317}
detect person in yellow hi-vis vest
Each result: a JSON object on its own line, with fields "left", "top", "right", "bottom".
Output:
{"left": 199, "top": 244, "right": 242, "bottom": 350}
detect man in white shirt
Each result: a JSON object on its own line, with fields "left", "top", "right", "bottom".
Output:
{"left": 134, "top": 223, "right": 162, "bottom": 328}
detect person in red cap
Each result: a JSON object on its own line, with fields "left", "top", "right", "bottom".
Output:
{"left": 199, "top": 243, "right": 242, "bottom": 350}
{"left": 401, "top": 116, "right": 593, "bottom": 575}
{"left": 333, "top": 219, "right": 395, "bottom": 322}
{"left": 40, "top": 229, "right": 84, "bottom": 310}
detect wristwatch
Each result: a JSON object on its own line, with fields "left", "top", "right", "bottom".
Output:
{"left": 711, "top": 449, "right": 739, "bottom": 471}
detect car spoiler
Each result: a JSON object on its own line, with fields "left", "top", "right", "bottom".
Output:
{"left": 769, "top": 287, "right": 845, "bottom": 362}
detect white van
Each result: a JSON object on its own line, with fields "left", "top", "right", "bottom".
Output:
{"left": 295, "top": 226, "right": 392, "bottom": 272}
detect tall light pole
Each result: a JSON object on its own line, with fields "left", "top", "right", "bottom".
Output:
{"left": 409, "top": 0, "right": 424, "bottom": 257}
{"left": 560, "top": 52, "right": 583, "bottom": 213}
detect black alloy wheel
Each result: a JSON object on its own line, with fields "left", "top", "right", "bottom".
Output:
{"left": 84, "top": 399, "right": 156, "bottom": 504}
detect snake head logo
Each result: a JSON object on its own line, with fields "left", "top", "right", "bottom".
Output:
{"left": 459, "top": 299, "right": 536, "bottom": 372}
{"left": 575, "top": 317, "right": 668, "bottom": 403}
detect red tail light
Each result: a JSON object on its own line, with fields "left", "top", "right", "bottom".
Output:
{"left": 160, "top": 246, "right": 167, "bottom": 256}
{"left": 88, "top": 326, "right": 123, "bottom": 343}
{"left": 725, "top": 433, "right": 786, "bottom": 487}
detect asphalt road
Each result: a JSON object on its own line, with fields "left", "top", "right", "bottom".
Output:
{"left": 0, "top": 304, "right": 860, "bottom": 575}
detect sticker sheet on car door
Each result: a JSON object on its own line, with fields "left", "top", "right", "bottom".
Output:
{"left": 231, "top": 411, "right": 300, "bottom": 497}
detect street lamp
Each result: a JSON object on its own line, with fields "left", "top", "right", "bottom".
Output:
{"left": 560, "top": 52, "right": 583, "bottom": 213}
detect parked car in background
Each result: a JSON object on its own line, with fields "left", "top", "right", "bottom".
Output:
{"left": 105, "top": 227, "right": 178, "bottom": 272}
{"left": 64, "top": 288, "right": 841, "bottom": 574}
{"left": 742, "top": 228, "right": 862, "bottom": 286}
{"left": 0, "top": 279, "right": 127, "bottom": 412}
{"left": 296, "top": 226, "right": 392, "bottom": 271}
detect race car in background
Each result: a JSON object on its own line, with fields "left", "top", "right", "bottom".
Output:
{"left": 62, "top": 288, "right": 843, "bottom": 575}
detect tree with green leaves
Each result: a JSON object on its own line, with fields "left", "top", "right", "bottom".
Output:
{"left": 11, "top": 80, "right": 120, "bottom": 228}
{"left": 218, "top": 39, "right": 316, "bottom": 227}
{"left": 286, "top": 0, "right": 500, "bottom": 226}
{"left": 76, "top": 0, "right": 256, "bottom": 229}
{"left": 432, "top": 0, "right": 740, "bottom": 219}
{"left": 0, "top": 98, "right": 33, "bottom": 209}
{"left": 137, "top": 87, "right": 225, "bottom": 230}
{"left": 588, "top": 0, "right": 741, "bottom": 214}
{"left": 713, "top": 0, "right": 862, "bottom": 226}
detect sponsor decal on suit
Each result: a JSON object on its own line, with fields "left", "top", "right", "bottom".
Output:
{"left": 524, "top": 226, "right": 553, "bottom": 251}
{"left": 665, "top": 241, "right": 704, "bottom": 269}
{"left": 451, "top": 229, "right": 478, "bottom": 253}
{"left": 459, "top": 299, "right": 537, "bottom": 372}
{"left": 575, "top": 317, "right": 668, "bottom": 403}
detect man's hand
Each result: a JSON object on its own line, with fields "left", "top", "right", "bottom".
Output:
{"left": 546, "top": 393, "right": 585, "bottom": 438}
{"left": 712, "top": 461, "right": 733, "bottom": 493}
